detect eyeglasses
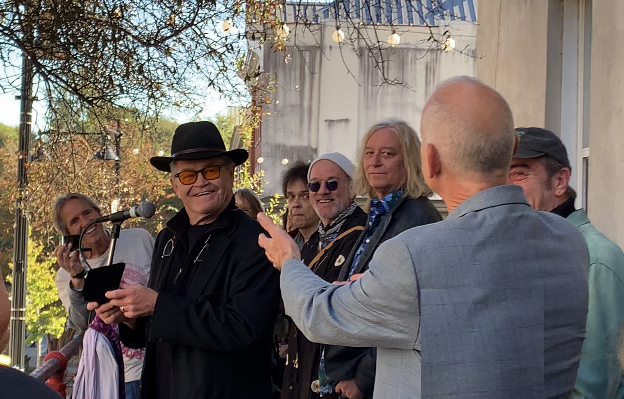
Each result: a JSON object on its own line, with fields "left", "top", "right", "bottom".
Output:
{"left": 307, "top": 180, "right": 339, "bottom": 193}
{"left": 175, "top": 165, "right": 226, "bottom": 185}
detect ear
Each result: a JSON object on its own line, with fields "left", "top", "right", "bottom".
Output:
{"left": 554, "top": 167, "right": 571, "bottom": 197}
{"left": 228, "top": 164, "right": 236, "bottom": 183}
{"left": 425, "top": 143, "right": 441, "bottom": 179}
{"left": 170, "top": 178, "right": 180, "bottom": 197}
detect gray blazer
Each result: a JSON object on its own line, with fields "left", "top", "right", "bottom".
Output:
{"left": 327, "top": 195, "right": 441, "bottom": 397}
{"left": 281, "top": 185, "right": 589, "bottom": 399}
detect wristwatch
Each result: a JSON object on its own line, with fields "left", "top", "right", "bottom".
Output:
{"left": 71, "top": 269, "right": 87, "bottom": 279}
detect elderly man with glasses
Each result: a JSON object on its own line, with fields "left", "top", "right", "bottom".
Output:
{"left": 281, "top": 152, "right": 367, "bottom": 399}
{"left": 89, "top": 121, "right": 280, "bottom": 399}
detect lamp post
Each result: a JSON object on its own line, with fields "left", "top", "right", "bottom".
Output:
{"left": 9, "top": 48, "right": 34, "bottom": 371}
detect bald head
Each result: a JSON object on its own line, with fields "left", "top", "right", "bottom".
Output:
{"left": 421, "top": 76, "right": 516, "bottom": 181}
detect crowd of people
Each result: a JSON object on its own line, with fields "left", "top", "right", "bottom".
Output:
{"left": 1, "top": 75, "right": 624, "bottom": 399}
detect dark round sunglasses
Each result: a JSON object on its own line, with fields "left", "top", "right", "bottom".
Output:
{"left": 175, "top": 165, "right": 225, "bottom": 185}
{"left": 308, "top": 180, "right": 339, "bottom": 192}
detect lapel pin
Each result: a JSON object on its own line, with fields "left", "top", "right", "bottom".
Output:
{"left": 335, "top": 255, "right": 346, "bottom": 267}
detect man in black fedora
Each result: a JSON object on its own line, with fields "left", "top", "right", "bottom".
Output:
{"left": 89, "top": 121, "right": 280, "bottom": 399}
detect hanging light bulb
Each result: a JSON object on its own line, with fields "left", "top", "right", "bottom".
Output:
{"left": 222, "top": 20, "right": 232, "bottom": 33}
{"left": 277, "top": 24, "right": 290, "bottom": 39}
{"left": 387, "top": 30, "right": 400, "bottom": 47}
{"left": 332, "top": 27, "right": 345, "bottom": 43}
{"left": 281, "top": 158, "right": 289, "bottom": 165}
{"left": 442, "top": 37, "right": 455, "bottom": 51}
{"left": 257, "top": 156, "right": 264, "bottom": 164}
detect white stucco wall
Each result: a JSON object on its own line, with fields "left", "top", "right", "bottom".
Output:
{"left": 258, "top": 21, "right": 477, "bottom": 196}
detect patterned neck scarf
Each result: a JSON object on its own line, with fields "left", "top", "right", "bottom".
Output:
{"left": 90, "top": 315, "right": 126, "bottom": 399}
{"left": 317, "top": 201, "right": 358, "bottom": 251}
{"left": 349, "top": 188, "right": 405, "bottom": 276}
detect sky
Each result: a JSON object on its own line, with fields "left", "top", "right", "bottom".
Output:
{"left": 0, "top": 20, "right": 248, "bottom": 129}
{"left": 0, "top": 91, "right": 37, "bottom": 128}
{"left": 0, "top": 90, "right": 237, "bottom": 130}
{"left": 0, "top": 71, "right": 242, "bottom": 130}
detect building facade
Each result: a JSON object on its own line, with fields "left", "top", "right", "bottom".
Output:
{"left": 242, "top": 0, "right": 478, "bottom": 198}
{"left": 477, "top": 0, "right": 623, "bottom": 247}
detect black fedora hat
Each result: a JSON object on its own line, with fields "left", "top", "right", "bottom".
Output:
{"left": 150, "top": 121, "right": 248, "bottom": 172}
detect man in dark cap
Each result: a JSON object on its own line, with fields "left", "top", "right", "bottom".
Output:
{"left": 89, "top": 121, "right": 280, "bottom": 399}
{"left": 509, "top": 127, "right": 624, "bottom": 399}
{"left": 508, "top": 127, "right": 576, "bottom": 212}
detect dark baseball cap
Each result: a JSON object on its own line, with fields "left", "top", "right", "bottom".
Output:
{"left": 514, "top": 127, "right": 570, "bottom": 168}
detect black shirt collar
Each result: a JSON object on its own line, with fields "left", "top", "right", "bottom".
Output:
{"left": 166, "top": 196, "right": 238, "bottom": 243}
{"left": 550, "top": 197, "right": 576, "bottom": 219}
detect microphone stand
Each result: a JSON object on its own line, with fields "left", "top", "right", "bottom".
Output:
{"left": 105, "top": 222, "right": 122, "bottom": 266}
{"left": 79, "top": 219, "right": 122, "bottom": 269}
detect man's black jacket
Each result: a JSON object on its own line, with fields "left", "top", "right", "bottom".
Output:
{"left": 281, "top": 206, "right": 367, "bottom": 399}
{"left": 120, "top": 202, "right": 280, "bottom": 399}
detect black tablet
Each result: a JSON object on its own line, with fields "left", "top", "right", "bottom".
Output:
{"left": 82, "top": 262, "right": 126, "bottom": 305}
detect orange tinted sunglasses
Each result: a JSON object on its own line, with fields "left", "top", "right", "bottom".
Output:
{"left": 175, "top": 165, "right": 226, "bottom": 185}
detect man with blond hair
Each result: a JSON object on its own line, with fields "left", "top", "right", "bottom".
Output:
{"left": 258, "top": 77, "right": 589, "bottom": 398}
{"left": 325, "top": 120, "right": 441, "bottom": 399}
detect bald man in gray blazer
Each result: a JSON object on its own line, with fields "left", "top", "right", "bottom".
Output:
{"left": 259, "top": 77, "right": 589, "bottom": 399}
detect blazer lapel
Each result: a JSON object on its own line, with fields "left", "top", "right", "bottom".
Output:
{"left": 186, "top": 235, "right": 231, "bottom": 301}
{"left": 351, "top": 211, "right": 393, "bottom": 275}
{"left": 338, "top": 227, "right": 367, "bottom": 281}
{"left": 348, "top": 195, "right": 406, "bottom": 276}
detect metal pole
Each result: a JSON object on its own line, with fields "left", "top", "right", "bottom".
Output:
{"left": 115, "top": 119, "right": 121, "bottom": 198}
{"left": 9, "top": 50, "right": 34, "bottom": 370}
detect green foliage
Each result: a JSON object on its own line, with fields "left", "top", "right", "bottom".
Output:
{"left": 0, "top": 104, "right": 180, "bottom": 349}
{"left": 26, "top": 107, "right": 181, "bottom": 243}
{"left": 0, "top": 124, "right": 18, "bottom": 149}
{"left": 0, "top": 126, "right": 17, "bottom": 280}
{"left": 265, "top": 194, "right": 287, "bottom": 226}
{"left": 8, "top": 234, "right": 66, "bottom": 346}
{"left": 211, "top": 114, "right": 236, "bottom": 150}
{"left": 232, "top": 108, "right": 287, "bottom": 224}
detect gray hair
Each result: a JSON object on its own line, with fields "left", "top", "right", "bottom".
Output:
{"left": 421, "top": 76, "right": 516, "bottom": 180}
{"left": 353, "top": 119, "right": 432, "bottom": 199}
{"left": 52, "top": 193, "right": 102, "bottom": 235}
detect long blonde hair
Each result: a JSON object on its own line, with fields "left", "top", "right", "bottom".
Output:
{"left": 353, "top": 119, "right": 432, "bottom": 199}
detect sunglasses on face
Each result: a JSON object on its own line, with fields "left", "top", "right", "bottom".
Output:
{"left": 307, "top": 180, "right": 339, "bottom": 193}
{"left": 175, "top": 165, "right": 226, "bottom": 185}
